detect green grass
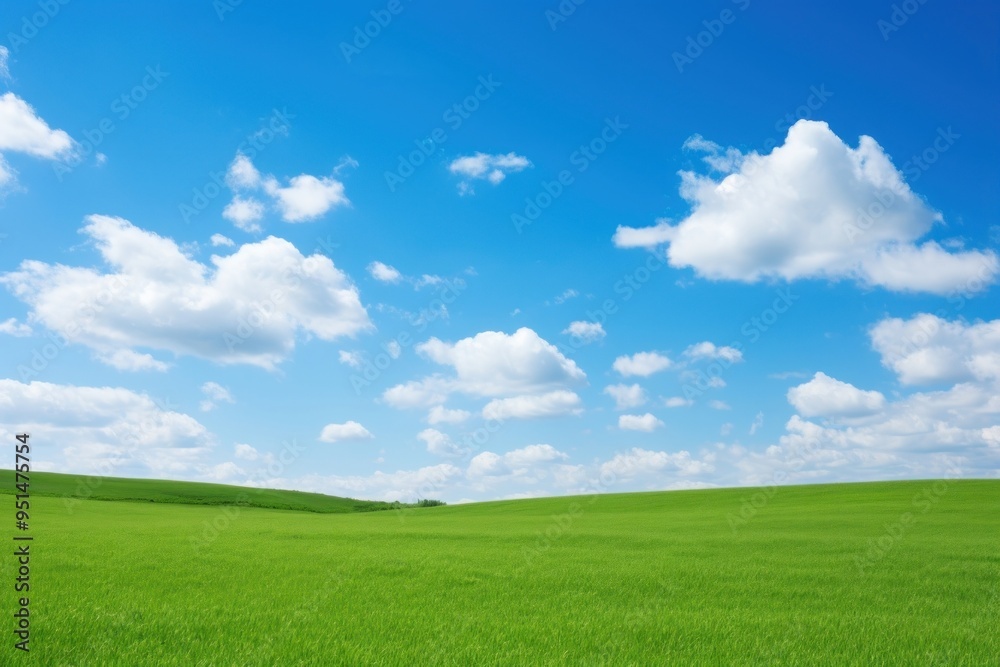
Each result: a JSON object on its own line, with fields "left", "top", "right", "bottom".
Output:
{"left": 4, "top": 478, "right": 999, "bottom": 664}
{"left": 0, "top": 470, "right": 396, "bottom": 513}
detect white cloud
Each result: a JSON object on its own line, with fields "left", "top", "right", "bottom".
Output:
{"left": 983, "top": 426, "right": 1000, "bottom": 449}
{"left": 665, "top": 397, "right": 694, "bottom": 408}
{"left": 368, "top": 261, "right": 402, "bottom": 283}
{"left": 0, "top": 46, "right": 9, "bottom": 80}
{"left": 98, "top": 349, "right": 170, "bottom": 372}
{"left": 614, "top": 120, "right": 999, "bottom": 295}
{"left": 390, "top": 328, "right": 585, "bottom": 401}
{"left": 870, "top": 314, "right": 1000, "bottom": 386}
{"left": 226, "top": 153, "right": 262, "bottom": 189}
{"left": 263, "top": 174, "right": 349, "bottom": 222}
{"left": 683, "top": 341, "right": 743, "bottom": 363}
{"left": 749, "top": 411, "right": 764, "bottom": 435}
{"left": 613, "top": 351, "right": 672, "bottom": 377}
{"left": 449, "top": 152, "right": 531, "bottom": 193}
{"left": 708, "top": 400, "right": 731, "bottom": 410}
{"left": 481, "top": 390, "right": 583, "bottom": 420}
{"left": 0, "top": 317, "right": 31, "bottom": 337}
{"left": 0, "top": 215, "right": 371, "bottom": 370}
{"left": 199, "top": 381, "right": 235, "bottom": 412}
{"left": 386, "top": 340, "right": 402, "bottom": 359}
{"left": 604, "top": 383, "right": 647, "bottom": 410}
{"left": 222, "top": 196, "right": 265, "bottom": 233}
{"left": 221, "top": 153, "right": 350, "bottom": 227}
{"left": 0, "top": 379, "right": 212, "bottom": 477}
{"left": 563, "top": 320, "right": 605, "bottom": 343}
{"left": 294, "top": 463, "right": 463, "bottom": 503}
{"left": 234, "top": 443, "right": 260, "bottom": 461}
{"left": 210, "top": 233, "right": 235, "bottom": 247}
{"left": 0, "top": 92, "right": 76, "bottom": 160}
{"left": 338, "top": 350, "right": 363, "bottom": 368}
{"left": 788, "top": 372, "right": 887, "bottom": 418}
{"left": 318, "top": 421, "right": 373, "bottom": 443}
{"left": 417, "top": 428, "right": 465, "bottom": 458}
{"left": 600, "top": 448, "right": 713, "bottom": 479}
{"left": 427, "top": 405, "right": 471, "bottom": 425}
{"left": 0, "top": 91, "right": 76, "bottom": 192}
{"left": 618, "top": 413, "right": 664, "bottom": 432}
{"left": 467, "top": 444, "right": 568, "bottom": 479}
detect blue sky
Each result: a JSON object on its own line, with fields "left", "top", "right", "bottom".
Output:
{"left": 1, "top": 1, "right": 998, "bottom": 502}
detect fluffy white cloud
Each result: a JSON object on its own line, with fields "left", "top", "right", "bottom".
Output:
{"left": 0, "top": 91, "right": 76, "bottom": 192}
{"left": 600, "top": 448, "right": 713, "bottom": 479}
{"left": 563, "top": 320, "right": 606, "bottom": 343}
{"left": 614, "top": 120, "right": 998, "bottom": 295}
{"left": 684, "top": 341, "right": 743, "bottom": 363}
{"left": 226, "top": 153, "right": 262, "bottom": 189}
{"left": 983, "top": 426, "right": 1000, "bottom": 449}
{"left": 787, "top": 372, "right": 886, "bottom": 418}
{"left": 870, "top": 314, "right": 1000, "bottom": 386}
{"left": 99, "top": 349, "right": 170, "bottom": 372}
{"left": 210, "top": 233, "right": 235, "bottom": 247}
{"left": 708, "top": 400, "right": 731, "bottom": 410}
{"left": 222, "top": 196, "right": 265, "bottom": 232}
{"left": 604, "top": 383, "right": 647, "bottom": 410}
{"left": 221, "top": 153, "right": 350, "bottom": 226}
{"left": 0, "top": 92, "right": 76, "bottom": 160}
{"left": 664, "top": 397, "right": 694, "bottom": 408}
{"left": 618, "top": 413, "right": 664, "bottom": 432}
{"left": 319, "top": 421, "right": 373, "bottom": 443}
{"left": 467, "top": 444, "right": 567, "bottom": 479}
{"left": 481, "top": 390, "right": 583, "bottom": 420}
{"left": 418, "top": 428, "right": 465, "bottom": 458}
{"left": 0, "top": 380, "right": 212, "bottom": 477}
{"left": 449, "top": 152, "right": 531, "bottom": 193}
{"left": 338, "top": 350, "right": 363, "bottom": 368}
{"left": 427, "top": 405, "right": 471, "bottom": 425}
{"left": 390, "top": 328, "right": 585, "bottom": 401}
{"left": 234, "top": 443, "right": 260, "bottom": 461}
{"left": 0, "top": 216, "right": 371, "bottom": 370}
{"left": 0, "top": 318, "right": 31, "bottom": 337}
{"left": 263, "top": 174, "right": 349, "bottom": 222}
{"left": 199, "top": 381, "right": 235, "bottom": 412}
{"left": 367, "top": 261, "right": 402, "bottom": 283}
{"left": 612, "top": 351, "right": 672, "bottom": 377}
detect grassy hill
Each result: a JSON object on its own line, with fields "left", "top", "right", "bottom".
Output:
{"left": 6, "top": 478, "right": 999, "bottom": 664}
{"left": 0, "top": 469, "right": 396, "bottom": 513}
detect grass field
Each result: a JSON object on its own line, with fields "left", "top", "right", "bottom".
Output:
{"left": 0, "top": 470, "right": 397, "bottom": 513}
{"left": 3, "top": 477, "right": 998, "bottom": 664}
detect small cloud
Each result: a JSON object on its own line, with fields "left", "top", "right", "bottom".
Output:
{"left": 0, "top": 318, "right": 31, "bottom": 337}
{"left": 604, "top": 384, "right": 647, "bottom": 410}
{"left": 449, "top": 152, "right": 531, "bottom": 194}
{"left": 563, "top": 320, "right": 605, "bottom": 344}
{"left": 749, "top": 411, "right": 764, "bottom": 435}
{"left": 427, "top": 405, "right": 471, "bottom": 425}
{"left": 98, "top": 349, "right": 169, "bottom": 372}
{"left": 683, "top": 342, "right": 743, "bottom": 363}
{"left": 200, "top": 381, "right": 235, "bottom": 412}
{"left": 664, "top": 397, "right": 693, "bottom": 408}
{"left": 234, "top": 443, "right": 259, "bottom": 461}
{"left": 368, "top": 261, "right": 402, "bottom": 283}
{"left": 720, "top": 422, "right": 733, "bottom": 436}
{"left": 319, "top": 421, "right": 373, "bottom": 443}
{"left": 210, "top": 233, "right": 235, "bottom": 247}
{"left": 613, "top": 352, "right": 672, "bottom": 377}
{"left": 338, "top": 350, "right": 363, "bottom": 369}
{"left": 618, "top": 413, "right": 664, "bottom": 432}
{"left": 708, "top": 400, "right": 731, "bottom": 410}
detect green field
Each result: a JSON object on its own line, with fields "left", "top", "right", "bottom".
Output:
{"left": 3, "top": 477, "right": 998, "bottom": 664}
